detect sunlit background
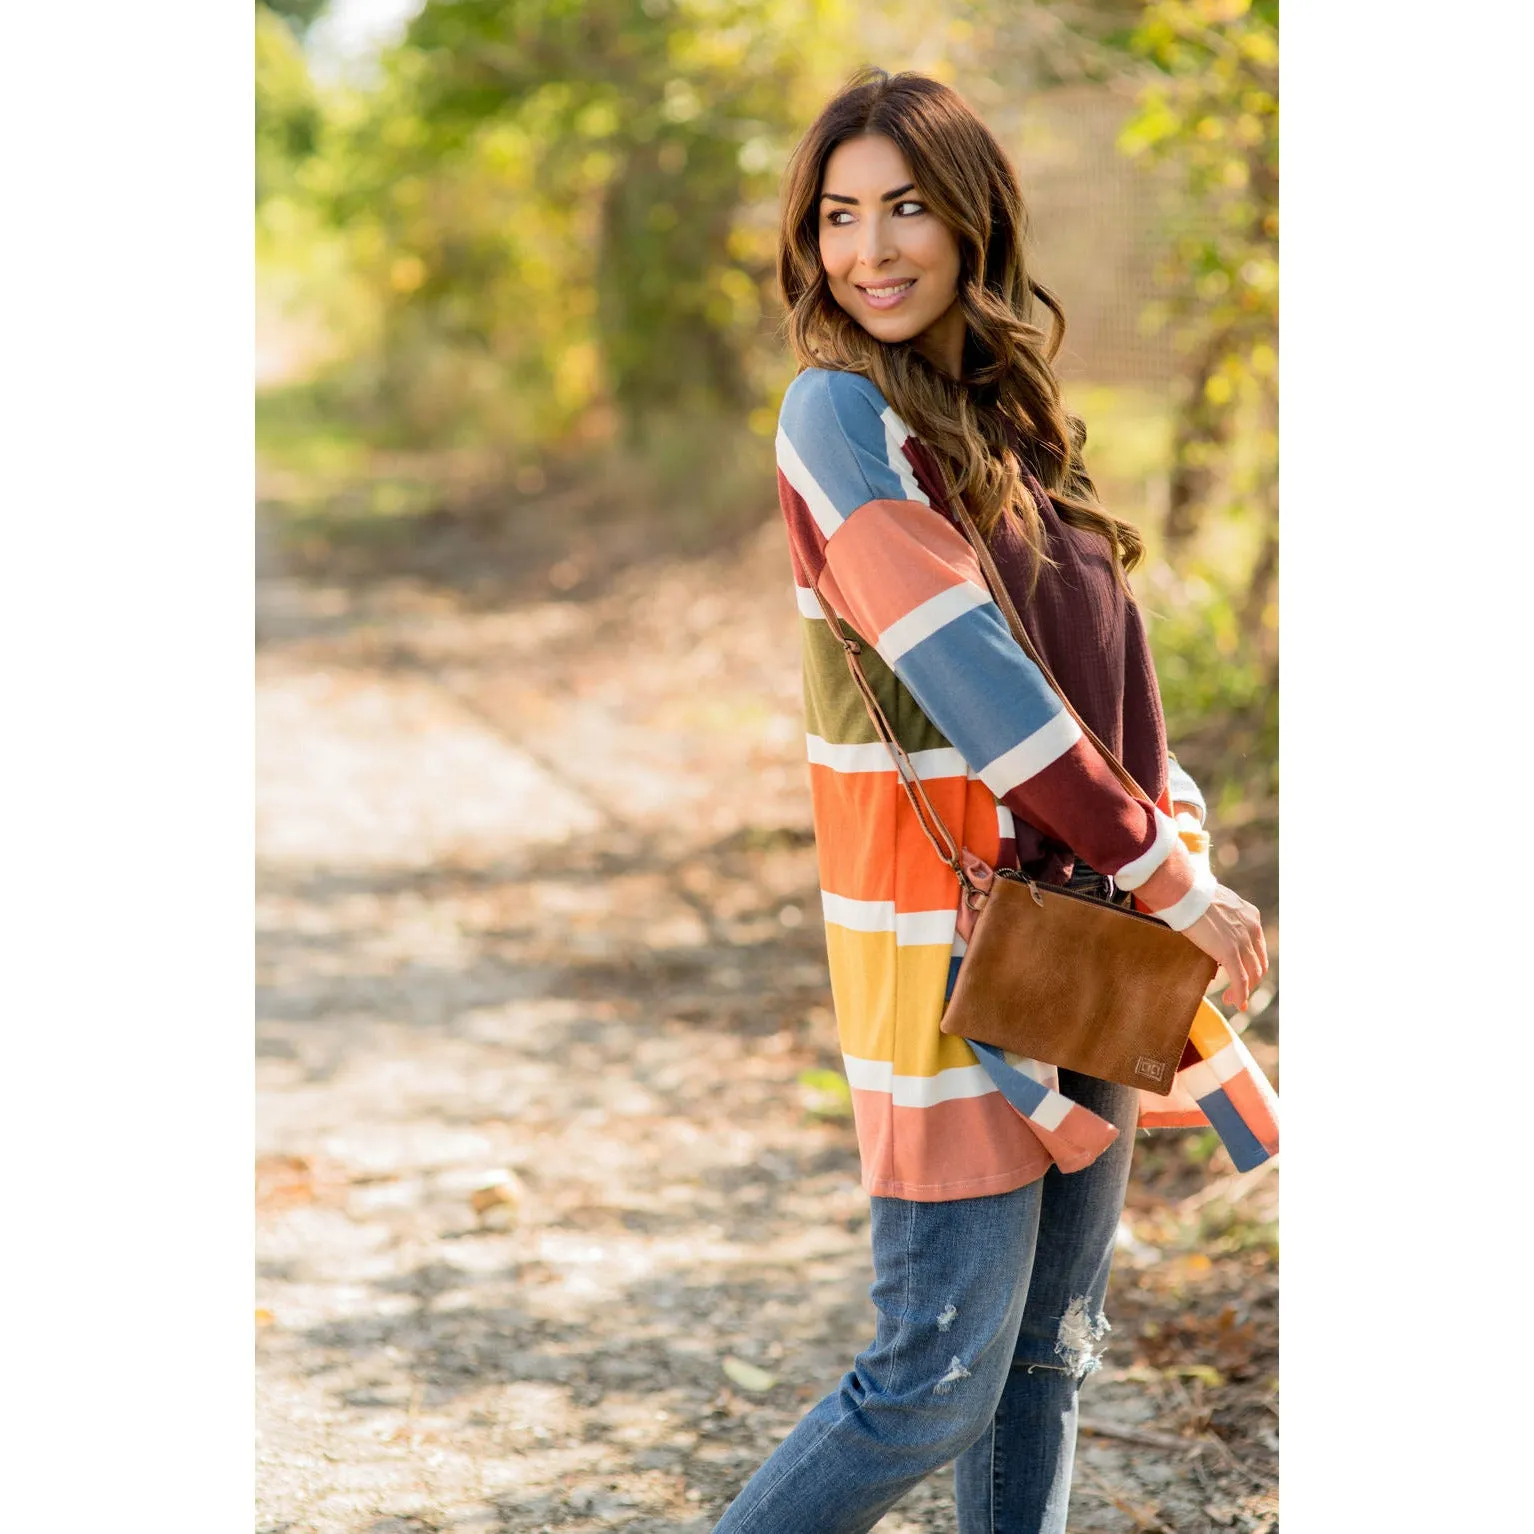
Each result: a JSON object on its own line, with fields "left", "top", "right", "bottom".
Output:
{"left": 256, "top": 4, "right": 1279, "bottom": 1530}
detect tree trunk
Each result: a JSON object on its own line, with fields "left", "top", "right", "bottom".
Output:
{"left": 1163, "top": 332, "right": 1235, "bottom": 552}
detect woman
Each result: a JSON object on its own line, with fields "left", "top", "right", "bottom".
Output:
{"left": 712, "top": 70, "right": 1276, "bottom": 1533}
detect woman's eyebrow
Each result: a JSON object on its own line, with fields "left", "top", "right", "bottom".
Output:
{"left": 820, "top": 182, "right": 917, "bottom": 206}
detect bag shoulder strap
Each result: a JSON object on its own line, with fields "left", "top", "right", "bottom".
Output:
{"left": 809, "top": 582, "right": 978, "bottom": 893}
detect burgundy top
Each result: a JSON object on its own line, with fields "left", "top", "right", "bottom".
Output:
{"left": 983, "top": 468, "right": 1169, "bottom": 883}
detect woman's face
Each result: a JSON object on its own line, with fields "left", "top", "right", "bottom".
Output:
{"left": 817, "top": 132, "right": 963, "bottom": 363}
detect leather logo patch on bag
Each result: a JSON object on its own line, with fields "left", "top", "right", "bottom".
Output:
{"left": 1134, "top": 1055, "right": 1167, "bottom": 1082}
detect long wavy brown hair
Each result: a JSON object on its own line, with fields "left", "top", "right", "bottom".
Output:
{"left": 777, "top": 67, "right": 1143, "bottom": 585}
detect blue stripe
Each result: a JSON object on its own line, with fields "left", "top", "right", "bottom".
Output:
{"left": 967, "top": 1040, "right": 1051, "bottom": 1118}
{"left": 778, "top": 368, "right": 915, "bottom": 520}
{"left": 1195, "top": 1085, "right": 1270, "bottom": 1172}
{"left": 895, "top": 602, "right": 1067, "bottom": 770}
{"left": 944, "top": 954, "right": 963, "bottom": 1001}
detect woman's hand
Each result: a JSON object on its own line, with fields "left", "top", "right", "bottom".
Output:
{"left": 1183, "top": 884, "right": 1268, "bottom": 1013}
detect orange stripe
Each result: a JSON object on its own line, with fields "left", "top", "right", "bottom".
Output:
{"left": 1138, "top": 1106, "right": 1209, "bottom": 1128}
{"left": 959, "top": 782, "right": 1004, "bottom": 869}
{"left": 810, "top": 766, "right": 897, "bottom": 900}
{"left": 850, "top": 1087, "right": 1053, "bottom": 1199}
{"left": 1219, "top": 1069, "right": 1280, "bottom": 1153}
{"left": 1024, "top": 1101, "right": 1121, "bottom": 1174}
{"left": 826, "top": 499, "right": 987, "bottom": 641}
{"left": 809, "top": 765, "right": 970, "bottom": 909}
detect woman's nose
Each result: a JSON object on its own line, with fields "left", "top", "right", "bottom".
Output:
{"left": 856, "top": 217, "right": 897, "bottom": 270}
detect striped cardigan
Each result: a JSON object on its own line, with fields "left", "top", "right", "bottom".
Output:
{"left": 776, "top": 367, "right": 1279, "bottom": 1200}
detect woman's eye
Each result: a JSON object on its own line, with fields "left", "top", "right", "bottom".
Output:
{"left": 823, "top": 201, "right": 921, "bottom": 226}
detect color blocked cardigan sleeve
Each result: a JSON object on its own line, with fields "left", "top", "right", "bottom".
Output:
{"left": 1166, "top": 754, "right": 1207, "bottom": 821}
{"left": 776, "top": 367, "right": 1214, "bottom": 931}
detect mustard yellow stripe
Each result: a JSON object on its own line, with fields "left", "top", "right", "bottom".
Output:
{"left": 825, "top": 927, "right": 978, "bottom": 1076}
{"left": 825, "top": 925, "right": 896, "bottom": 1062}
{"left": 896, "top": 979, "right": 980, "bottom": 1076}
{"left": 1188, "top": 996, "right": 1232, "bottom": 1059}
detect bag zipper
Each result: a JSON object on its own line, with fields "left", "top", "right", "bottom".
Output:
{"left": 992, "top": 867, "right": 1172, "bottom": 928}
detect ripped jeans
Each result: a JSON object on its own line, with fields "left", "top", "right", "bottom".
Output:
{"left": 713, "top": 869, "right": 1140, "bottom": 1534}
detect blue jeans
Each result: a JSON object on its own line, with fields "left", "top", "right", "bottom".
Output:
{"left": 714, "top": 870, "right": 1140, "bottom": 1534}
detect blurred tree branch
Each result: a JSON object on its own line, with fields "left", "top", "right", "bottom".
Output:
{"left": 259, "top": 0, "right": 331, "bottom": 34}
{"left": 1117, "top": 0, "right": 1279, "bottom": 802}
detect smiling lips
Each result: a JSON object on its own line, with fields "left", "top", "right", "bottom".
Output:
{"left": 857, "top": 278, "right": 917, "bottom": 310}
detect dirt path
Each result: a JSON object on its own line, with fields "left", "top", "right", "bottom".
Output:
{"left": 256, "top": 510, "right": 1277, "bottom": 1534}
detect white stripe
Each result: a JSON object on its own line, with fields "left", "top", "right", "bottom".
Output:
{"left": 978, "top": 711, "right": 1081, "bottom": 797}
{"left": 842, "top": 1054, "right": 893, "bottom": 1092}
{"left": 1155, "top": 1079, "right": 1204, "bottom": 1114}
{"left": 805, "top": 734, "right": 969, "bottom": 779}
{"left": 776, "top": 426, "right": 843, "bottom": 538}
{"left": 820, "top": 891, "right": 895, "bottom": 932}
{"left": 894, "top": 745, "right": 973, "bottom": 779}
{"left": 1151, "top": 876, "right": 1214, "bottom": 932}
{"left": 996, "top": 803, "right": 1015, "bottom": 838}
{"left": 842, "top": 1054, "right": 999, "bottom": 1108}
{"left": 1179, "top": 1058, "right": 1221, "bottom": 1102}
{"left": 1028, "top": 1093, "right": 1071, "bottom": 1131}
{"left": 875, "top": 582, "right": 989, "bottom": 665}
{"left": 896, "top": 909, "right": 957, "bottom": 947}
{"left": 951, "top": 932, "right": 968, "bottom": 958}
{"left": 1166, "top": 754, "right": 1206, "bottom": 817}
{"left": 1205, "top": 1040, "right": 1245, "bottom": 1085}
{"left": 819, "top": 893, "right": 956, "bottom": 947}
{"left": 879, "top": 407, "right": 931, "bottom": 504}
{"left": 1114, "top": 808, "right": 1182, "bottom": 891}
{"left": 805, "top": 736, "right": 896, "bottom": 774}
{"left": 795, "top": 584, "right": 823, "bottom": 619}
{"left": 1001, "top": 1052, "right": 1057, "bottom": 1087}
{"left": 890, "top": 1064, "right": 997, "bottom": 1108}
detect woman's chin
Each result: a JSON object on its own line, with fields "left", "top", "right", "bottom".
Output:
{"left": 852, "top": 311, "right": 928, "bottom": 344}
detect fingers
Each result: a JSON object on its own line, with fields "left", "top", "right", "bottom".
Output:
{"left": 1223, "top": 965, "right": 1250, "bottom": 1013}
{"left": 1231, "top": 925, "right": 1258, "bottom": 1012}
{"left": 1184, "top": 894, "right": 1266, "bottom": 1013}
{"left": 1240, "top": 904, "right": 1268, "bottom": 1000}
{"left": 1218, "top": 946, "right": 1250, "bottom": 1013}
{"left": 1194, "top": 889, "right": 1268, "bottom": 1014}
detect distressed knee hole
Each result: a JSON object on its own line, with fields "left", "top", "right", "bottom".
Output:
{"left": 1054, "top": 1294, "right": 1111, "bottom": 1380}
{"left": 936, "top": 1302, "right": 958, "bottom": 1332}
{"left": 933, "top": 1355, "right": 971, "bottom": 1395}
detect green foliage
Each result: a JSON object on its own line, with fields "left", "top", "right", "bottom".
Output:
{"left": 260, "top": 0, "right": 331, "bottom": 31}
{"left": 263, "top": 0, "right": 857, "bottom": 455}
{"left": 1059, "top": 378, "right": 1275, "bottom": 803}
{"left": 1119, "top": 0, "right": 1278, "bottom": 380}
{"left": 1117, "top": 0, "right": 1279, "bottom": 803}
{"left": 256, "top": 5, "right": 323, "bottom": 203}
{"left": 1119, "top": 0, "right": 1279, "bottom": 539}
{"left": 1145, "top": 561, "right": 1276, "bottom": 793}
{"left": 798, "top": 1067, "right": 853, "bottom": 1119}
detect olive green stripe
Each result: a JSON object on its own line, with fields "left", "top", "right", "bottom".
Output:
{"left": 799, "top": 615, "right": 953, "bottom": 755}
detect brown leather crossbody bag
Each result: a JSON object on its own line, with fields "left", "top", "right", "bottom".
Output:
{"left": 813, "top": 476, "right": 1216, "bottom": 1095}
